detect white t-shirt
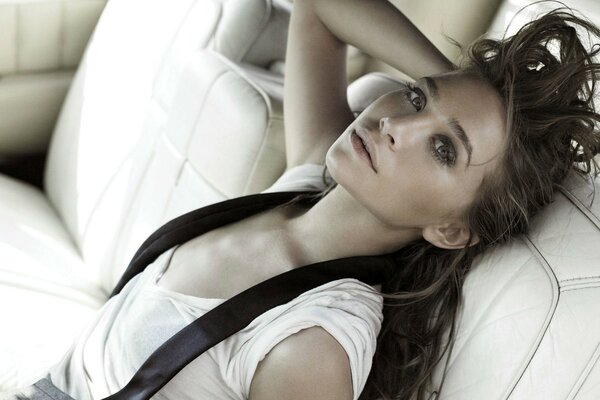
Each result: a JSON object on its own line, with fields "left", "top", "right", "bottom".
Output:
{"left": 50, "top": 164, "right": 384, "bottom": 400}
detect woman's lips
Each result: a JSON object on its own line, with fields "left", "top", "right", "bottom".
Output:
{"left": 351, "top": 129, "right": 377, "bottom": 173}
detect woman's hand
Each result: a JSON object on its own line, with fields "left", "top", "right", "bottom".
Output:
{"left": 284, "top": 0, "right": 454, "bottom": 168}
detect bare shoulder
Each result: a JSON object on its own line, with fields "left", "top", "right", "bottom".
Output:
{"left": 248, "top": 326, "right": 353, "bottom": 400}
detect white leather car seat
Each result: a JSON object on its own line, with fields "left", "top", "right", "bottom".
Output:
{"left": 2, "top": 0, "right": 599, "bottom": 398}
{"left": 0, "top": 0, "right": 290, "bottom": 390}
{"left": 431, "top": 171, "right": 600, "bottom": 399}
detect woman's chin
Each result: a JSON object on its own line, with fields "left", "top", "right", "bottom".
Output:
{"left": 325, "top": 149, "right": 347, "bottom": 186}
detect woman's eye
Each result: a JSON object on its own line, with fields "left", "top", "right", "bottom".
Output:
{"left": 430, "top": 135, "right": 456, "bottom": 166}
{"left": 405, "top": 84, "right": 425, "bottom": 111}
{"left": 409, "top": 91, "right": 423, "bottom": 110}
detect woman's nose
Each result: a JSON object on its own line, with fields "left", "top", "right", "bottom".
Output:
{"left": 379, "top": 117, "right": 397, "bottom": 147}
{"left": 379, "top": 116, "right": 421, "bottom": 150}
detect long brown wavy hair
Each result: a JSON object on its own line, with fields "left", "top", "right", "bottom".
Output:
{"left": 359, "top": 4, "right": 600, "bottom": 400}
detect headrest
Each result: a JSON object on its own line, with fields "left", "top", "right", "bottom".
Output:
{"left": 240, "top": 0, "right": 291, "bottom": 67}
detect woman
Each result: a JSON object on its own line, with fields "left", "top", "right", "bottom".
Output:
{"left": 8, "top": 0, "right": 600, "bottom": 399}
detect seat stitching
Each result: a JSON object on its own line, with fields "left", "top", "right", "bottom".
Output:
{"left": 165, "top": 67, "right": 230, "bottom": 206}
{"left": 566, "top": 342, "right": 600, "bottom": 400}
{"left": 562, "top": 275, "right": 600, "bottom": 282}
{"left": 561, "top": 285, "right": 600, "bottom": 292}
{"left": 557, "top": 185, "right": 600, "bottom": 229}
{"left": 502, "top": 237, "right": 560, "bottom": 399}
{"left": 175, "top": 161, "right": 229, "bottom": 200}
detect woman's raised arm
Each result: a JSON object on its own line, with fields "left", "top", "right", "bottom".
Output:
{"left": 284, "top": 0, "right": 455, "bottom": 168}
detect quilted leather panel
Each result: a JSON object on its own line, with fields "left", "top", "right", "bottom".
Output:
{"left": 429, "top": 239, "right": 558, "bottom": 399}
{"left": 45, "top": 0, "right": 212, "bottom": 242}
{"left": 425, "top": 170, "right": 600, "bottom": 399}
{"left": 183, "top": 60, "right": 285, "bottom": 197}
{"left": 105, "top": 51, "right": 284, "bottom": 290}
{"left": 570, "top": 344, "right": 600, "bottom": 400}
{"left": 44, "top": 0, "right": 288, "bottom": 289}
{"left": 527, "top": 174, "right": 600, "bottom": 283}
{"left": 509, "top": 287, "right": 600, "bottom": 399}
{"left": 104, "top": 135, "right": 186, "bottom": 288}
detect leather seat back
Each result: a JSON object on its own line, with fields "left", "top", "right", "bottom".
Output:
{"left": 429, "top": 170, "right": 600, "bottom": 399}
{"left": 43, "top": 0, "right": 289, "bottom": 291}
{"left": 107, "top": 50, "right": 285, "bottom": 288}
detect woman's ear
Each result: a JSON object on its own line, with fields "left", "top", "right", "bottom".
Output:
{"left": 422, "top": 223, "right": 479, "bottom": 249}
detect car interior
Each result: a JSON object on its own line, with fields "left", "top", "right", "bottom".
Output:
{"left": 0, "top": 0, "right": 598, "bottom": 398}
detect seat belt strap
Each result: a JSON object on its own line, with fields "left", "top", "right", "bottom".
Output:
{"left": 110, "top": 191, "right": 307, "bottom": 298}
{"left": 103, "top": 191, "right": 393, "bottom": 400}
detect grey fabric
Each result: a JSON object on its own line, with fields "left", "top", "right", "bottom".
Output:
{"left": 0, "top": 379, "right": 74, "bottom": 400}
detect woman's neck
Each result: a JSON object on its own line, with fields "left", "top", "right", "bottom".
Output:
{"left": 283, "top": 186, "right": 422, "bottom": 266}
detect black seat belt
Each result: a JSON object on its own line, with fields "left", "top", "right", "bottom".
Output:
{"left": 103, "top": 191, "right": 394, "bottom": 400}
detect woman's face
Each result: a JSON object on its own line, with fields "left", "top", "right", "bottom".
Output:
{"left": 326, "top": 71, "right": 507, "bottom": 230}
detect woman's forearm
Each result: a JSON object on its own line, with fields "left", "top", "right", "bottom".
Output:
{"left": 308, "top": 0, "right": 455, "bottom": 78}
{"left": 281, "top": 0, "right": 453, "bottom": 166}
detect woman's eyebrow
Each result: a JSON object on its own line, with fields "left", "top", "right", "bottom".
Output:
{"left": 422, "top": 76, "right": 473, "bottom": 166}
{"left": 449, "top": 118, "right": 473, "bottom": 166}
{"left": 423, "top": 76, "right": 439, "bottom": 98}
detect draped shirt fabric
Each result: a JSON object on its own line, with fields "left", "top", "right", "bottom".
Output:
{"left": 50, "top": 164, "right": 384, "bottom": 400}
